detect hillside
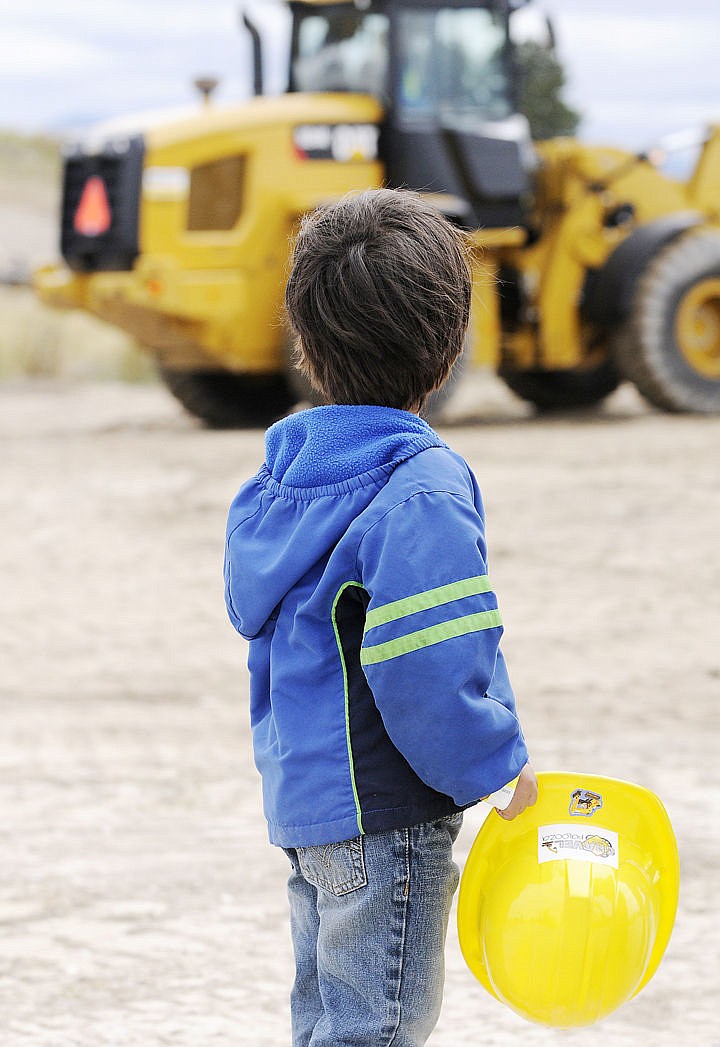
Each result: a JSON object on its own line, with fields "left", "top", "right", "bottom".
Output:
{"left": 0, "top": 130, "right": 61, "bottom": 275}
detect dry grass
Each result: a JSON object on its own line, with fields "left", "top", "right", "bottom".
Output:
{"left": 0, "top": 287, "right": 156, "bottom": 382}
{"left": 0, "top": 129, "right": 60, "bottom": 203}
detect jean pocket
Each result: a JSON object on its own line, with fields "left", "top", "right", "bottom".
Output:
{"left": 296, "top": 837, "right": 367, "bottom": 897}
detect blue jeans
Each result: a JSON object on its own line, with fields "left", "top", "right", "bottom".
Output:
{"left": 283, "top": 813, "right": 462, "bottom": 1046}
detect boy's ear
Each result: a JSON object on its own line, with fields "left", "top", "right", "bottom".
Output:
{"left": 287, "top": 334, "right": 327, "bottom": 401}
{"left": 284, "top": 327, "right": 303, "bottom": 369}
{"left": 290, "top": 336, "right": 310, "bottom": 377}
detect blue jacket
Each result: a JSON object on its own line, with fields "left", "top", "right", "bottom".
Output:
{"left": 224, "top": 405, "right": 528, "bottom": 847}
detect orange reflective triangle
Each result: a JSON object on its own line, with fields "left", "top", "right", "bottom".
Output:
{"left": 74, "top": 176, "right": 112, "bottom": 236}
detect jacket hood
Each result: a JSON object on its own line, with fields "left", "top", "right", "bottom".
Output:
{"left": 225, "top": 405, "right": 445, "bottom": 638}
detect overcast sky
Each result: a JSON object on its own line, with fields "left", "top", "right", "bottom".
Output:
{"left": 0, "top": 0, "right": 717, "bottom": 149}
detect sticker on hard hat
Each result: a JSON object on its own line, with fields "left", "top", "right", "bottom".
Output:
{"left": 538, "top": 824, "right": 619, "bottom": 868}
{"left": 569, "top": 788, "right": 603, "bottom": 816}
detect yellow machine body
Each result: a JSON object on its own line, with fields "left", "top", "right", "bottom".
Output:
{"left": 33, "top": 0, "right": 720, "bottom": 422}
{"left": 36, "top": 104, "right": 720, "bottom": 373}
{"left": 36, "top": 93, "right": 385, "bottom": 373}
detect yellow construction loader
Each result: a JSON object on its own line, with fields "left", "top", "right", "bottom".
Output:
{"left": 34, "top": 0, "right": 720, "bottom": 425}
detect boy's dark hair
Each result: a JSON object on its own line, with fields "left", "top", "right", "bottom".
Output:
{"left": 285, "top": 188, "right": 472, "bottom": 410}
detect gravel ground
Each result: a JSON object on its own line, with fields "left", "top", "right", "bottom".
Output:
{"left": 1, "top": 375, "right": 718, "bottom": 1046}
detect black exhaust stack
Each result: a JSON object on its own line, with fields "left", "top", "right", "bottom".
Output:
{"left": 241, "top": 12, "right": 264, "bottom": 96}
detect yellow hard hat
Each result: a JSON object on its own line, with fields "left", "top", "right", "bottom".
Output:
{"left": 457, "top": 771, "right": 679, "bottom": 1028}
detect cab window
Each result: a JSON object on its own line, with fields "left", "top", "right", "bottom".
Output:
{"left": 397, "top": 8, "right": 512, "bottom": 126}
{"left": 292, "top": 11, "right": 390, "bottom": 99}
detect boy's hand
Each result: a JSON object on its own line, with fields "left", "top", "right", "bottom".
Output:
{"left": 497, "top": 762, "right": 538, "bottom": 820}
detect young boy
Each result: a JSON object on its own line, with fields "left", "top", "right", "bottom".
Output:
{"left": 224, "top": 189, "right": 537, "bottom": 1047}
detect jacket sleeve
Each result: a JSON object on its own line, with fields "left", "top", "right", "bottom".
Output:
{"left": 356, "top": 488, "right": 528, "bottom": 806}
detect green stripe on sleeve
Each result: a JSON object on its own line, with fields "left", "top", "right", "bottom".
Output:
{"left": 360, "top": 608, "right": 502, "bottom": 666}
{"left": 364, "top": 574, "right": 493, "bottom": 631}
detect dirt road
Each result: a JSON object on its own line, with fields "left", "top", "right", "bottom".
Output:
{"left": 1, "top": 375, "right": 718, "bottom": 1046}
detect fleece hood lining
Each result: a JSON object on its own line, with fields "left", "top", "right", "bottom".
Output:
{"left": 263, "top": 405, "right": 446, "bottom": 495}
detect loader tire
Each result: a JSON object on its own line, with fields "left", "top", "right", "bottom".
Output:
{"left": 159, "top": 368, "right": 294, "bottom": 428}
{"left": 612, "top": 231, "right": 720, "bottom": 413}
{"left": 498, "top": 360, "right": 621, "bottom": 412}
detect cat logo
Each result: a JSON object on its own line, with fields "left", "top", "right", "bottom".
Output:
{"left": 569, "top": 788, "right": 603, "bottom": 817}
